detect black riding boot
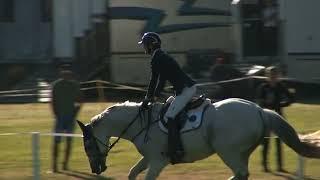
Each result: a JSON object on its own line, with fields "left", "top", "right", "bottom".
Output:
{"left": 52, "top": 141, "right": 59, "bottom": 172}
{"left": 167, "top": 118, "right": 184, "bottom": 164}
{"left": 63, "top": 137, "right": 73, "bottom": 170}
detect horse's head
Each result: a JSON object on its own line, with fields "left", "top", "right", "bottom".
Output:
{"left": 76, "top": 102, "right": 146, "bottom": 174}
{"left": 77, "top": 120, "right": 108, "bottom": 175}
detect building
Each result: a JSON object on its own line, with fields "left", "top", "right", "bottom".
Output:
{"left": 232, "top": 0, "right": 320, "bottom": 83}
{"left": 0, "top": 0, "right": 233, "bottom": 87}
{"left": 0, "top": 0, "right": 52, "bottom": 63}
{"left": 0, "top": 0, "right": 109, "bottom": 91}
{"left": 108, "top": 0, "right": 233, "bottom": 84}
{"left": 4, "top": 0, "right": 319, "bottom": 87}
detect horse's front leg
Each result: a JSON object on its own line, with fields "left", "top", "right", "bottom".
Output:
{"left": 128, "top": 157, "right": 148, "bottom": 180}
{"left": 144, "top": 160, "right": 167, "bottom": 180}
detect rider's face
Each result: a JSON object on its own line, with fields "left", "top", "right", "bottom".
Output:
{"left": 143, "top": 43, "right": 153, "bottom": 55}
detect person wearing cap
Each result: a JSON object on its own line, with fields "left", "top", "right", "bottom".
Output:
{"left": 138, "top": 32, "right": 196, "bottom": 164}
{"left": 50, "top": 66, "right": 82, "bottom": 172}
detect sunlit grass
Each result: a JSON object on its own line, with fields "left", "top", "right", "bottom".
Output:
{"left": 0, "top": 102, "right": 319, "bottom": 179}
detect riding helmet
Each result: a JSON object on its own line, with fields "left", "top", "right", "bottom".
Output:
{"left": 138, "top": 32, "right": 161, "bottom": 45}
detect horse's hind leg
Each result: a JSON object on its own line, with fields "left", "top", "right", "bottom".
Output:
{"left": 128, "top": 157, "right": 148, "bottom": 180}
{"left": 217, "top": 150, "right": 250, "bottom": 180}
{"left": 144, "top": 160, "right": 167, "bottom": 180}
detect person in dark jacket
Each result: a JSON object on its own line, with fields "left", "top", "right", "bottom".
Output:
{"left": 256, "top": 66, "right": 294, "bottom": 172}
{"left": 51, "top": 67, "right": 82, "bottom": 172}
{"left": 139, "top": 32, "right": 196, "bottom": 164}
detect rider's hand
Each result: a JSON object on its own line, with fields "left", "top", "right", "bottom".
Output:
{"left": 141, "top": 98, "right": 152, "bottom": 109}
{"left": 153, "top": 96, "right": 158, "bottom": 102}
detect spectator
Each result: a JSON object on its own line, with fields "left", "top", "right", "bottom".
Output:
{"left": 256, "top": 66, "right": 294, "bottom": 172}
{"left": 51, "top": 67, "right": 82, "bottom": 172}
{"left": 261, "top": 0, "right": 279, "bottom": 57}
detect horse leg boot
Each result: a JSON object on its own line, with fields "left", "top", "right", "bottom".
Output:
{"left": 167, "top": 118, "right": 184, "bottom": 164}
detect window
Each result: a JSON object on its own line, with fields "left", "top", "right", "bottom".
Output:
{"left": 0, "top": 0, "right": 14, "bottom": 22}
{"left": 41, "top": 0, "right": 52, "bottom": 22}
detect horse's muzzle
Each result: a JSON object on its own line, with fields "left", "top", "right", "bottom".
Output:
{"left": 92, "top": 164, "right": 107, "bottom": 175}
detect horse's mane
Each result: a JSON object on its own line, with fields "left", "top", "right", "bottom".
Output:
{"left": 90, "top": 101, "right": 141, "bottom": 125}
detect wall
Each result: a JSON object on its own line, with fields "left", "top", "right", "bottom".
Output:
{"left": 284, "top": 0, "right": 320, "bottom": 53}
{"left": 0, "top": 0, "right": 51, "bottom": 63}
{"left": 281, "top": 0, "right": 320, "bottom": 82}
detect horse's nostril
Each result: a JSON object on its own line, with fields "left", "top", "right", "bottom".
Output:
{"left": 95, "top": 168, "right": 102, "bottom": 175}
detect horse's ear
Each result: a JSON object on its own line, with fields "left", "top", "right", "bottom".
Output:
{"left": 77, "top": 120, "right": 86, "bottom": 133}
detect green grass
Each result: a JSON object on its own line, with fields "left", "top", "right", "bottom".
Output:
{"left": 0, "top": 102, "right": 320, "bottom": 180}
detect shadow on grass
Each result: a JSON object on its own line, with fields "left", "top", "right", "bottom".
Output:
{"left": 271, "top": 171, "right": 318, "bottom": 180}
{"left": 296, "top": 97, "right": 320, "bottom": 105}
{"left": 57, "top": 170, "right": 115, "bottom": 180}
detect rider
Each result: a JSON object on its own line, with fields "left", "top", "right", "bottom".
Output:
{"left": 138, "top": 32, "right": 197, "bottom": 164}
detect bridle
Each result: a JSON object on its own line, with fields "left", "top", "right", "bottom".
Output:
{"left": 90, "top": 105, "right": 160, "bottom": 156}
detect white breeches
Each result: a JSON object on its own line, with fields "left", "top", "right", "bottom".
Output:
{"left": 164, "top": 85, "right": 197, "bottom": 121}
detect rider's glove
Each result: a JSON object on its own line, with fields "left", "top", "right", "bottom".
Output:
{"left": 141, "top": 98, "right": 152, "bottom": 110}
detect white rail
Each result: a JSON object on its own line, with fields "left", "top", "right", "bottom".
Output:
{"left": 1, "top": 132, "right": 318, "bottom": 179}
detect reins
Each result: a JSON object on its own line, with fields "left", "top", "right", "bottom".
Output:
{"left": 92, "top": 105, "right": 157, "bottom": 156}
{"left": 132, "top": 108, "right": 160, "bottom": 142}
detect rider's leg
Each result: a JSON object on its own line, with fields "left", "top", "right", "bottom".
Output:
{"left": 164, "top": 85, "right": 197, "bottom": 122}
{"left": 164, "top": 85, "right": 196, "bottom": 164}
{"left": 167, "top": 118, "right": 182, "bottom": 164}
{"left": 128, "top": 157, "right": 148, "bottom": 180}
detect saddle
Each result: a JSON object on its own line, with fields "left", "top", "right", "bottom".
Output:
{"left": 159, "top": 95, "right": 211, "bottom": 133}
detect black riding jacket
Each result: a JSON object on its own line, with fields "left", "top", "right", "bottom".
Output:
{"left": 146, "top": 49, "right": 195, "bottom": 98}
{"left": 256, "top": 81, "right": 294, "bottom": 115}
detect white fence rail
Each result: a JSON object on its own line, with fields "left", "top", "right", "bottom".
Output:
{"left": 0, "top": 132, "right": 84, "bottom": 180}
{"left": 0, "top": 132, "right": 315, "bottom": 180}
{"left": 0, "top": 79, "right": 318, "bottom": 179}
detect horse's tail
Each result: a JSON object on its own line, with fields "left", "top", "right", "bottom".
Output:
{"left": 262, "top": 108, "right": 320, "bottom": 158}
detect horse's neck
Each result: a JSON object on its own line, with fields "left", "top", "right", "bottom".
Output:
{"left": 93, "top": 103, "right": 163, "bottom": 141}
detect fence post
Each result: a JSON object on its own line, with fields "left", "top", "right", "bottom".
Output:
{"left": 297, "top": 155, "right": 304, "bottom": 180}
{"left": 96, "top": 80, "right": 105, "bottom": 102}
{"left": 32, "top": 132, "right": 40, "bottom": 180}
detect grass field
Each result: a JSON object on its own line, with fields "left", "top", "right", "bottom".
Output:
{"left": 0, "top": 101, "right": 320, "bottom": 180}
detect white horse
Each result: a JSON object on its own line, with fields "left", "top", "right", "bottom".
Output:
{"left": 77, "top": 98, "right": 320, "bottom": 180}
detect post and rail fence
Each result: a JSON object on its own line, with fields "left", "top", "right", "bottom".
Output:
{"left": 0, "top": 78, "right": 319, "bottom": 179}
